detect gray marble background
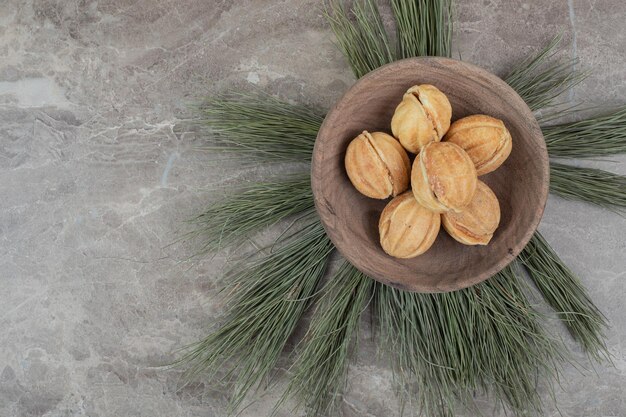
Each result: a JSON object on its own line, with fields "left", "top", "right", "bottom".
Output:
{"left": 1, "top": 1, "right": 625, "bottom": 416}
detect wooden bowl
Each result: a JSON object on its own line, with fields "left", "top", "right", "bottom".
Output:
{"left": 311, "top": 57, "right": 549, "bottom": 293}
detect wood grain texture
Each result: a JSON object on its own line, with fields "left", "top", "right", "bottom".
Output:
{"left": 311, "top": 57, "right": 549, "bottom": 293}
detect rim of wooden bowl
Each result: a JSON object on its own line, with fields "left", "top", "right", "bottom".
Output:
{"left": 311, "top": 57, "right": 549, "bottom": 293}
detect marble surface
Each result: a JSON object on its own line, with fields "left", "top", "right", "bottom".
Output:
{"left": 0, "top": 1, "right": 624, "bottom": 416}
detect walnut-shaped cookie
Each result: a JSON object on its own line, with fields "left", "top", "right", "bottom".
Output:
{"left": 444, "top": 115, "right": 512, "bottom": 175}
{"left": 391, "top": 84, "right": 452, "bottom": 153}
{"left": 411, "top": 142, "right": 478, "bottom": 212}
{"left": 345, "top": 131, "right": 411, "bottom": 199}
{"left": 442, "top": 180, "right": 501, "bottom": 245}
{"left": 379, "top": 192, "right": 441, "bottom": 258}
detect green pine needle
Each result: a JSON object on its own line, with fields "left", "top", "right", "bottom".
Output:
{"left": 374, "top": 266, "right": 564, "bottom": 416}
{"left": 519, "top": 233, "right": 608, "bottom": 360}
{"left": 550, "top": 162, "right": 626, "bottom": 212}
{"left": 324, "top": 0, "right": 395, "bottom": 78}
{"left": 505, "top": 34, "right": 587, "bottom": 111}
{"left": 280, "top": 262, "right": 374, "bottom": 417}
{"left": 184, "top": 175, "right": 314, "bottom": 253}
{"left": 325, "top": 0, "right": 454, "bottom": 79}
{"left": 197, "top": 91, "right": 324, "bottom": 162}
{"left": 543, "top": 107, "right": 626, "bottom": 158}
{"left": 174, "top": 216, "right": 334, "bottom": 412}
{"left": 391, "top": 0, "right": 453, "bottom": 58}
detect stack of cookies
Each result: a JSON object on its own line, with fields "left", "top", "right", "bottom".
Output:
{"left": 345, "top": 84, "right": 512, "bottom": 259}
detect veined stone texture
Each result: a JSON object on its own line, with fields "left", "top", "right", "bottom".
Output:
{"left": 0, "top": 1, "right": 624, "bottom": 416}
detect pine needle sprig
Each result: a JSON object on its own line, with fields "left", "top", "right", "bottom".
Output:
{"left": 175, "top": 216, "right": 334, "bottom": 412}
{"left": 374, "top": 266, "right": 564, "bottom": 416}
{"left": 543, "top": 106, "right": 626, "bottom": 158}
{"left": 373, "top": 283, "right": 463, "bottom": 416}
{"left": 471, "top": 267, "right": 564, "bottom": 414}
{"left": 505, "top": 34, "right": 587, "bottom": 111}
{"left": 324, "top": 0, "right": 395, "bottom": 79}
{"left": 519, "top": 233, "right": 609, "bottom": 360}
{"left": 391, "top": 0, "right": 453, "bottom": 59}
{"left": 184, "top": 175, "right": 314, "bottom": 253}
{"left": 280, "top": 262, "right": 374, "bottom": 417}
{"left": 550, "top": 162, "right": 626, "bottom": 212}
{"left": 197, "top": 91, "right": 324, "bottom": 162}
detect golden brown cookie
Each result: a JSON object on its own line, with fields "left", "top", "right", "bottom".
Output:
{"left": 442, "top": 180, "right": 501, "bottom": 245}
{"left": 345, "top": 131, "right": 411, "bottom": 199}
{"left": 391, "top": 84, "right": 452, "bottom": 153}
{"left": 444, "top": 114, "right": 512, "bottom": 176}
{"left": 379, "top": 192, "right": 441, "bottom": 258}
{"left": 411, "top": 141, "right": 478, "bottom": 212}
